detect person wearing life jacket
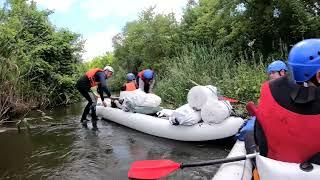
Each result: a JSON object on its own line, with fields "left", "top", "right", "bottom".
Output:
{"left": 234, "top": 60, "right": 289, "bottom": 180}
{"left": 236, "top": 60, "right": 288, "bottom": 142}
{"left": 136, "top": 69, "right": 155, "bottom": 93}
{"left": 121, "top": 73, "right": 137, "bottom": 91}
{"left": 76, "top": 65, "right": 114, "bottom": 130}
{"left": 266, "top": 60, "right": 288, "bottom": 80}
{"left": 255, "top": 39, "right": 320, "bottom": 163}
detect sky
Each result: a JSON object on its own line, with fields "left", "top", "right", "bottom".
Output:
{"left": 32, "top": 0, "right": 187, "bottom": 61}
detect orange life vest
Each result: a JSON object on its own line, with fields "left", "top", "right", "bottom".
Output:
{"left": 125, "top": 82, "right": 137, "bottom": 91}
{"left": 85, "top": 68, "right": 104, "bottom": 87}
{"left": 256, "top": 81, "right": 320, "bottom": 163}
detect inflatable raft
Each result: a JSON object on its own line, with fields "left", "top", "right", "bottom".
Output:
{"left": 212, "top": 140, "right": 253, "bottom": 180}
{"left": 213, "top": 140, "right": 320, "bottom": 180}
{"left": 96, "top": 106, "right": 244, "bottom": 141}
{"left": 256, "top": 155, "right": 320, "bottom": 180}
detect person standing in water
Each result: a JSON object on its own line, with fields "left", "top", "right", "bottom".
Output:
{"left": 76, "top": 66, "right": 114, "bottom": 130}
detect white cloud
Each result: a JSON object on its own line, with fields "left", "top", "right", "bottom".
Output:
{"left": 33, "top": 0, "right": 77, "bottom": 12}
{"left": 80, "top": 0, "right": 186, "bottom": 20}
{"left": 82, "top": 27, "right": 118, "bottom": 61}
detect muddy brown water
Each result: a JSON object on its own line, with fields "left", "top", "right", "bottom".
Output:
{"left": 0, "top": 102, "right": 234, "bottom": 180}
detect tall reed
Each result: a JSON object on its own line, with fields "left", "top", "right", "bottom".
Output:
{"left": 155, "top": 45, "right": 271, "bottom": 107}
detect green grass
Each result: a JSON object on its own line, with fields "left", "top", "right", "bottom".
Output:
{"left": 155, "top": 46, "right": 270, "bottom": 108}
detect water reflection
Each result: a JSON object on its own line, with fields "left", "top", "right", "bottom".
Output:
{"left": 0, "top": 102, "right": 233, "bottom": 180}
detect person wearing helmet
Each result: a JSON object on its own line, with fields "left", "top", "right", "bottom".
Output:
{"left": 254, "top": 39, "right": 320, "bottom": 164}
{"left": 237, "top": 60, "right": 287, "bottom": 141}
{"left": 121, "top": 73, "right": 137, "bottom": 91}
{"left": 136, "top": 69, "right": 155, "bottom": 93}
{"left": 267, "top": 60, "right": 288, "bottom": 80}
{"left": 75, "top": 65, "right": 114, "bottom": 130}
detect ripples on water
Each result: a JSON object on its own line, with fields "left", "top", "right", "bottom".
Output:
{"left": 0, "top": 103, "right": 234, "bottom": 180}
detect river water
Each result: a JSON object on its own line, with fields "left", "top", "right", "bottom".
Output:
{"left": 0, "top": 102, "right": 234, "bottom": 180}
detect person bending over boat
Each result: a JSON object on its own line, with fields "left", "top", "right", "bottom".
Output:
{"left": 255, "top": 39, "right": 320, "bottom": 164}
{"left": 121, "top": 73, "right": 138, "bottom": 91}
{"left": 136, "top": 69, "right": 155, "bottom": 93}
{"left": 76, "top": 66, "right": 114, "bottom": 130}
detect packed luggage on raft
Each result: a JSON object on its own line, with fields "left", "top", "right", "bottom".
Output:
{"left": 98, "top": 85, "right": 238, "bottom": 126}
{"left": 97, "top": 89, "right": 162, "bottom": 115}
{"left": 95, "top": 85, "right": 244, "bottom": 141}
{"left": 159, "top": 85, "right": 235, "bottom": 126}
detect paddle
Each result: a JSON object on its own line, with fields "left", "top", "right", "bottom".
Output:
{"left": 128, "top": 153, "right": 257, "bottom": 179}
{"left": 99, "top": 95, "right": 120, "bottom": 100}
{"left": 221, "top": 96, "right": 246, "bottom": 104}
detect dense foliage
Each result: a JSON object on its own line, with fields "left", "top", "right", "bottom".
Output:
{"left": 111, "top": 0, "right": 320, "bottom": 106}
{"left": 1, "top": 0, "right": 320, "bottom": 120}
{"left": 0, "top": 0, "right": 84, "bottom": 120}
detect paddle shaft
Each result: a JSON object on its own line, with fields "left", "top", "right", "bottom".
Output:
{"left": 180, "top": 153, "right": 256, "bottom": 168}
{"left": 109, "top": 97, "right": 120, "bottom": 100}
{"left": 99, "top": 96, "right": 120, "bottom": 100}
{"left": 230, "top": 99, "right": 246, "bottom": 105}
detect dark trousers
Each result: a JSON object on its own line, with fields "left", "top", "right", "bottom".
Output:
{"left": 136, "top": 77, "right": 150, "bottom": 93}
{"left": 77, "top": 87, "right": 98, "bottom": 124}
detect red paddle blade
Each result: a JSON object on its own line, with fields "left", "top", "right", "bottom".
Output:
{"left": 221, "top": 97, "right": 239, "bottom": 103}
{"left": 246, "top": 101, "right": 257, "bottom": 116}
{"left": 128, "top": 160, "right": 181, "bottom": 179}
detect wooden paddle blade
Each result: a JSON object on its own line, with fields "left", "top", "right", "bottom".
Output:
{"left": 128, "top": 159, "right": 181, "bottom": 179}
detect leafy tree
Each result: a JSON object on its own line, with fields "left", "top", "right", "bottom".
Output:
{"left": 85, "top": 53, "right": 114, "bottom": 70}
{"left": 111, "top": 0, "right": 320, "bottom": 107}
{"left": 180, "top": 0, "right": 320, "bottom": 57}
{"left": 113, "top": 7, "right": 180, "bottom": 73}
{"left": 0, "top": 0, "right": 84, "bottom": 120}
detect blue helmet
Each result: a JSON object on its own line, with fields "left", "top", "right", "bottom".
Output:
{"left": 143, "top": 69, "right": 153, "bottom": 79}
{"left": 288, "top": 39, "right": 320, "bottom": 82}
{"left": 267, "top": 60, "right": 288, "bottom": 74}
{"left": 126, "top": 73, "right": 135, "bottom": 81}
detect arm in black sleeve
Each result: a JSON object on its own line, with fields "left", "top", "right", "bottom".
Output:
{"left": 121, "top": 83, "right": 126, "bottom": 91}
{"left": 96, "top": 72, "right": 111, "bottom": 101}
{"left": 254, "top": 120, "right": 268, "bottom": 156}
